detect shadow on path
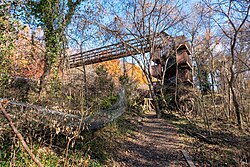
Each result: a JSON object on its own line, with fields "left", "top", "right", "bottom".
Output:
{"left": 114, "top": 112, "right": 188, "bottom": 167}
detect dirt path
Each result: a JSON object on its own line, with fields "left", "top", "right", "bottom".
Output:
{"left": 114, "top": 112, "right": 189, "bottom": 167}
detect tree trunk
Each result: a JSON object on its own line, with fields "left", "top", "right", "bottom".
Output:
{"left": 148, "top": 83, "right": 161, "bottom": 118}
{"left": 39, "top": 55, "right": 51, "bottom": 99}
{"left": 229, "top": 77, "right": 242, "bottom": 130}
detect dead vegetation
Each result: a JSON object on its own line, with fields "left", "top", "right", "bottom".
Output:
{"left": 1, "top": 0, "right": 249, "bottom": 166}
{"left": 162, "top": 106, "right": 250, "bottom": 166}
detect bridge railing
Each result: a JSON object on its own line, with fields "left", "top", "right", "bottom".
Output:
{"left": 69, "top": 35, "right": 162, "bottom": 68}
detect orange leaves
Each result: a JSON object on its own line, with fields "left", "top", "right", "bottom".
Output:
{"left": 94, "top": 59, "right": 121, "bottom": 84}
{"left": 94, "top": 59, "right": 147, "bottom": 86}
{"left": 124, "top": 62, "right": 148, "bottom": 85}
{"left": 0, "top": 99, "right": 10, "bottom": 109}
{"left": 11, "top": 25, "right": 45, "bottom": 79}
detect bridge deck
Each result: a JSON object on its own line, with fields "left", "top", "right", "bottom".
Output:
{"left": 69, "top": 36, "right": 162, "bottom": 68}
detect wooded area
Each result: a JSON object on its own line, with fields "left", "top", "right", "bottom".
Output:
{"left": 0, "top": 0, "right": 249, "bottom": 166}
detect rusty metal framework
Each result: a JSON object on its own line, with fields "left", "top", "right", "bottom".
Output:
{"left": 69, "top": 32, "right": 193, "bottom": 87}
{"left": 151, "top": 35, "right": 193, "bottom": 86}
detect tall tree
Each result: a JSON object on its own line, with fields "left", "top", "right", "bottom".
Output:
{"left": 24, "top": 0, "right": 84, "bottom": 97}
{"left": 0, "top": 1, "right": 16, "bottom": 76}
{"left": 0, "top": 1, "right": 21, "bottom": 96}
{"left": 203, "top": 0, "right": 250, "bottom": 129}
{"left": 96, "top": 0, "right": 187, "bottom": 117}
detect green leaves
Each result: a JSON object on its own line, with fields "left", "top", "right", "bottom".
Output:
{"left": 24, "top": 0, "right": 84, "bottom": 86}
{"left": 0, "top": 1, "right": 18, "bottom": 77}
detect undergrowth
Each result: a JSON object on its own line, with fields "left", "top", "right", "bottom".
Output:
{"left": 162, "top": 111, "right": 250, "bottom": 166}
{"left": 0, "top": 108, "right": 138, "bottom": 167}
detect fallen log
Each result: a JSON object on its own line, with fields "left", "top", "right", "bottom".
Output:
{"left": 0, "top": 88, "right": 126, "bottom": 134}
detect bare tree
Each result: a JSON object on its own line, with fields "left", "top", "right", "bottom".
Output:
{"left": 95, "top": 0, "right": 187, "bottom": 117}
{"left": 203, "top": 0, "right": 250, "bottom": 129}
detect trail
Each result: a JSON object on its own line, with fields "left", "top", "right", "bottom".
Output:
{"left": 114, "top": 112, "right": 189, "bottom": 167}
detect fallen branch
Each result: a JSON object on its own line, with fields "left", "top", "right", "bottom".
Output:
{"left": 0, "top": 102, "right": 44, "bottom": 167}
{"left": 182, "top": 150, "right": 195, "bottom": 167}
{"left": 185, "top": 129, "right": 218, "bottom": 144}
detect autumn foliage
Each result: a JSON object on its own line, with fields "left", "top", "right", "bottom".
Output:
{"left": 9, "top": 25, "right": 147, "bottom": 87}
{"left": 11, "top": 26, "right": 45, "bottom": 80}
{"left": 94, "top": 59, "right": 147, "bottom": 86}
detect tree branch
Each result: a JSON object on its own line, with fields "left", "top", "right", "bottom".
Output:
{"left": 0, "top": 102, "right": 44, "bottom": 167}
{"left": 63, "top": 0, "right": 83, "bottom": 31}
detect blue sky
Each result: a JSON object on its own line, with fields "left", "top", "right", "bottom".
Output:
{"left": 67, "top": 0, "right": 201, "bottom": 51}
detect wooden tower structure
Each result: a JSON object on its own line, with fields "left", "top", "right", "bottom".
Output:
{"left": 69, "top": 32, "right": 193, "bottom": 112}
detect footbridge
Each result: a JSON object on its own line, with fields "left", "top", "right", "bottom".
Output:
{"left": 68, "top": 32, "right": 193, "bottom": 85}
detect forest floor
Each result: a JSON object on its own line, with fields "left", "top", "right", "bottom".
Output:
{"left": 113, "top": 111, "right": 189, "bottom": 167}
{"left": 1, "top": 97, "right": 249, "bottom": 166}
{"left": 110, "top": 111, "right": 250, "bottom": 167}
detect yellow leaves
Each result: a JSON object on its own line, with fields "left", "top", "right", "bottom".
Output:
{"left": 125, "top": 62, "right": 148, "bottom": 85}
{"left": 10, "top": 24, "right": 45, "bottom": 79}
{"left": 83, "top": 155, "right": 90, "bottom": 167}
{"left": 79, "top": 155, "right": 91, "bottom": 167}
{"left": 20, "top": 59, "right": 28, "bottom": 66}
{"left": 0, "top": 99, "right": 10, "bottom": 109}
{"left": 23, "top": 25, "right": 30, "bottom": 34}
{"left": 95, "top": 60, "right": 147, "bottom": 86}
{"left": 94, "top": 59, "right": 121, "bottom": 84}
